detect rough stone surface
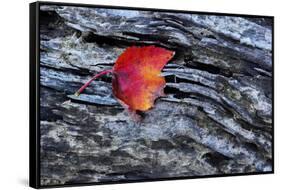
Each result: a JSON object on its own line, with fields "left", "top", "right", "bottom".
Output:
{"left": 39, "top": 5, "right": 273, "bottom": 186}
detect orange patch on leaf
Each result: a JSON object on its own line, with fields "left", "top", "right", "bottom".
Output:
{"left": 112, "top": 46, "right": 174, "bottom": 111}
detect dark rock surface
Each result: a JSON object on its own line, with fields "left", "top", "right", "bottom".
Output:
{"left": 39, "top": 5, "right": 273, "bottom": 186}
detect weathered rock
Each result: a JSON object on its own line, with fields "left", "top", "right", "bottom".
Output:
{"left": 39, "top": 5, "right": 273, "bottom": 186}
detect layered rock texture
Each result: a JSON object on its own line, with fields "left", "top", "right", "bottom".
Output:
{"left": 39, "top": 5, "right": 273, "bottom": 186}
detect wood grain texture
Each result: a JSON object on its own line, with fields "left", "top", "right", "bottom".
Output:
{"left": 39, "top": 5, "right": 273, "bottom": 186}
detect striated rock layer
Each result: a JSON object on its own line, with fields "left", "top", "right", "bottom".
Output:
{"left": 39, "top": 5, "right": 273, "bottom": 186}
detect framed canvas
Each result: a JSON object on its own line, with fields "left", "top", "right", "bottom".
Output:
{"left": 29, "top": 1, "right": 274, "bottom": 188}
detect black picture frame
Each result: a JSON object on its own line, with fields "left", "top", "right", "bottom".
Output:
{"left": 30, "top": 1, "right": 274, "bottom": 189}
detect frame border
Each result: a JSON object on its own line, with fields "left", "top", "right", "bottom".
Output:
{"left": 30, "top": 2, "right": 41, "bottom": 188}
{"left": 29, "top": 1, "right": 274, "bottom": 189}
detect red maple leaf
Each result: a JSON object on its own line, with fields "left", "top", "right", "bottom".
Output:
{"left": 75, "top": 45, "right": 174, "bottom": 111}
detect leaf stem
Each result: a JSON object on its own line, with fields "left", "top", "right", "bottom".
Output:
{"left": 74, "top": 69, "right": 113, "bottom": 96}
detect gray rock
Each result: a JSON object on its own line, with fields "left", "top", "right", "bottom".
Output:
{"left": 39, "top": 5, "right": 273, "bottom": 186}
